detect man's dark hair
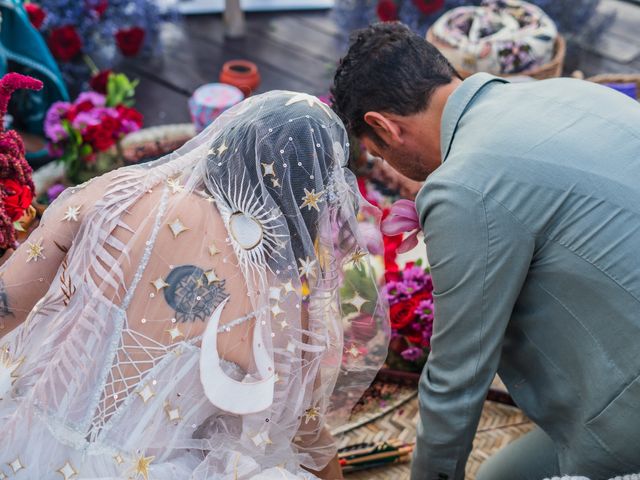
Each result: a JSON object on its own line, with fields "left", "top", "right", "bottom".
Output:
{"left": 331, "top": 22, "right": 459, "bottom": 145}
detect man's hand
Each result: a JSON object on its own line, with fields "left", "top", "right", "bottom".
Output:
{"left": 371, "top": 159, "right": 424, "bottom": 200}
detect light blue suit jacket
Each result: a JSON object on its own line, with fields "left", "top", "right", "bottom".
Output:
{"left": 412, "top": 73, "right": 640, "bottom": 479}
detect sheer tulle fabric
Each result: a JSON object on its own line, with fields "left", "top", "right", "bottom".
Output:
{"left": 0, "top": 91, "right": 389, "bottom": 479}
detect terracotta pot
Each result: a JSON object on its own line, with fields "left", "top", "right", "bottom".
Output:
{"left": 219, "top": 60, "right": 260, "bottom": 96}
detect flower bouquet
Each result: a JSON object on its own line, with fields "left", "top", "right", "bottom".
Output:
{"left": 0, "top": 73, "right": 43, "bottom": 254}
{"left": 44, "top": 72, "right": 142, "bottom": 186}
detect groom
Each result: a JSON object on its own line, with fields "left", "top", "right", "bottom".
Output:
{"left": 331, "top": 22, "right": 640, "bottom": 480}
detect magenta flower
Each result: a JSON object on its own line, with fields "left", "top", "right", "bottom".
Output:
{"left": 381, "top": 199, "right": 420, "bottom": 253}
{"left": 401, "top": 346, "right": 424, "bottom": 362}
{"left": 47, "top": 183, "right": 67, "bottom": 202}
{"left": 44, "top": 101, "right": 72, "bottom": 142}
{"left": 75, "top": 91, "right": 106, "bottom": 107}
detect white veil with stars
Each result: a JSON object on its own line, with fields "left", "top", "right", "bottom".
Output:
{"left": 0, "top": 91, "right": 390, "bottom": 479}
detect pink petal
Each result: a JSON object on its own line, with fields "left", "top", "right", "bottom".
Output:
{"left": 381, "top": 216, "right": 419, "bottom": 236}
{"left": 397, "top": 230, "right": 420, "bottom": 254}
{"left": 389, "top": 199, "right": 419, "bottom": 222}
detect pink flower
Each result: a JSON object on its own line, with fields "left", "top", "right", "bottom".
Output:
{"left": 381, "top": 199, "right": 420, "bottom": 253}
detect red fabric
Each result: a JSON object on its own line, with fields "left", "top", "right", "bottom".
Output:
{"left": 115, "top": 27, "right": 145, "bottom": 57}
{"left": 49, "top": 25, "right": 83, "bottom": 62}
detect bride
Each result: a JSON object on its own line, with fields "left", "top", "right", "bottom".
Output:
{"left": 0, "top": 91, "right": 389, "bottom": 479}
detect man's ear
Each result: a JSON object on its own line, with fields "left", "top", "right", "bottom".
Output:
{"left": 364, "top": 112, "right": 404, "bottom": 146}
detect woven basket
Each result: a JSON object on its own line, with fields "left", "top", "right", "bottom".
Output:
{"left": 427, "top": 30, "right": 566, "bottom": 80}
{"left": 585, "top": 73, "right": 640, "bottom": 100}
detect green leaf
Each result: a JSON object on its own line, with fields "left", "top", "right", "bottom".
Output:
{"left": 106, "top": 72, "right": 138, "bottom": 107}
{"left": 13, "top": 221, "right": 25, "bottom": 232}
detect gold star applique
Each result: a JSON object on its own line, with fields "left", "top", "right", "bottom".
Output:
{"left": 268, "top": 286, "right": 281, "bottom": 301}
{"left": 346, "top": 344, "right": 361, "bottom": 358}
{"left": 279, "top": 319, "right": 289, "bottom": 330}
{"left": 168, "top": 219, "right": 189, "bottom": 238}
{"left": 271, "top": 178, "right": 281, "bottom": 188}
{"left": 298, "top": 257, "right": 317, "bottom": 278}
{"left": 350, "top": 249, "right": 368, "bottom": 265}
{"left": 164, "top": 402, "right": 182, "bottom": 422}
{"left": 8, "top": 457, "right": 24, "bottom": 474}
{"left": 150, "top": 277, "right": 169, "bottom": 292}
{"left": 204, "top": 269, "right": 219, "bottom": 285}
{"left": 217, "top": 143, "right": 229, "bottom": 156}
{"left": 130, "top": 453, "right": 154, "bottom": 480}
{"left": 26, "top": 238, "right": 45, "bottom": 263}
{"left": 166, "top": 326, "right": 184, "bottom": 341}
{"left": 271, "top": 304, "right": 284, "bottom": 317}
{"left": 286, "top": 341, "right": 296, "bottom": 353}
{"left": 167, "top": 178, "right": 184, "bottom": 194}
{"left": 114, "top": 454, "right": 125, "bottom": 465}
{"left": 62, "top": 205, "right": 81, "bottom": 222}
{"left": 303, "top": 406, "right": 320, "bottom": 424}
{"left": 348, "top": 294, "right": 368, "bottom": 312}
{"left": 284, "top": 93, "right": 333, "bottom": 118}
{"left": 299, "top": 188, "right": 324, "bottom": 212}
{"left": 261, "top": 162, "right": 275, "bottom": 177}
{"left": 137, "top": 384, "right": 155, "bottom": 404}
{"left": 250, "top": 431, "right": 272, "bottom": 447}
{"left": 208, "top": 242, "right": 221, "bottom": 256}
{"left": 282, "top": 281, "right": 296, "bottom": 295}
{"left": 273, "top": 372, "right": 283, "bottom": 384}
{"left": 56, "top": 460, "right": 78, "bottom": 480}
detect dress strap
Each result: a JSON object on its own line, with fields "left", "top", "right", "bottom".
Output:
{"left": 216, "top": 307, "right": 268, "bottom": 334}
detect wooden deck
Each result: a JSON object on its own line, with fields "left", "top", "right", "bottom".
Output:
{"left": 122, "top": 0, "right": 640, "bottom": 127}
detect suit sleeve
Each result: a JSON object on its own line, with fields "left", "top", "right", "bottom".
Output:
{"left": 410, "top": 179, "right": 534, "bottom": 480}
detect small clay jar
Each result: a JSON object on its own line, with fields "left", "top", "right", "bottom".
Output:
{"left": 219, "top": 60, "right": 261, "bottom": 97}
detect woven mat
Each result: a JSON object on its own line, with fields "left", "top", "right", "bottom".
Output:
{"left": 335, "top": 378, "right": 534, "bottom": 480}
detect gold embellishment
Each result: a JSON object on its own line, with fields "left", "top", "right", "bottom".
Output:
{"left": 150, "top": 277, "right": 169, "bottom": 292}
{"left": 208, "top": 242, "right": 220, "bottom": 257}
{"left": 282, "top": 281, "right": 296, "bottom": 294}
{"left": 286, "top": 341, "right": 296, "bottom": 353}
{"left": 167, "top": 178, "right": 184, "bottom": 194}
{"left": 137, "top": 384, "right": 155, "bottom": 404}
{"left": 303, "top": 406, "right": 320, "bottom": 424}
{"left": 250, "top": 431, "right": 272, "bottom": 447}
{"left": 8, "top": 457, "right": 24, "bottom": 474}
{"left": 271, "top": 178, "right": 281, "bottom": 188}
{"left": 279, "top": 319, "right": 289, "bottom": 330}
{"left": 26, "top": 238, "right": 45, "bottom": 262}
{"left": 299, "top": 188, "right": 324, "bottom": 212}
{"left": 0, "top": 345, "right": 24, "bottom": 401}
{"left": 284, "top": 93, "right": 333, "bottom": 118}
{"left": 56, "top": 460, "right": 78, "bottom": 480}
{"left": 164, "top": 401, "right": 182, "bottom": 422}
{"left": 168, "top": 219, "right": 189, "bottom": 238}
{"left": 62, "top": 205, "right": 81, "bottom": 222}
{"left": 60, "top": 258, "right": 76, "bottom": 307}
{"left": 268, "top": 286, "right": 281, "bottom": 301}
{"left": 348, "top": 294, "right": 368, "bottom": 312}
{"left": 166, "top": 326, "right": 184, "bottom": 341}
{"left": 346, "top": 344, "right": 361, "bottom": 358}
{"left": 130, "top": 453, "right": 154, "bottom": 480}
{"left": 261, "top": 162, "right": 275, "bottom": 177}
{"left": 114, "top": 454, "right": 125, "bottom": 465}
{"left": 298, "top": 257, "right": 317, "bottom": 278}
{"left": 350, "top": 249, "right": 368, "bottom": 265}
{"left": 271, "top": 304, "right": 284, "bottom": 317}
{"left": 217, "top": 142, "right": 229, "bottom": 156}
{"left": 204, "top": 269, "right": 219, "bottom": 285}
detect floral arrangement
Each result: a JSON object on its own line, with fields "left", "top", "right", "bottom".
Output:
{"left": 44, "top": 72, "right": 142, "bottom": 185}
{"left": 0, "top": 74, "right": 43, "bottom": 251}
{"left": 24, "top": 0, "right": 176, "bottom": 83}
{"left": 333, "top": 0, "right": 609, "bottom": 44}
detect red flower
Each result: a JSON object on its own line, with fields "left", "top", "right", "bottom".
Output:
{"left": 65, "top": 99, "right": 94, "bottom": 122}
{"left": 0, "top": 179, "right": 33, "bottom": 222}
{"left": 83, "top": 115, "right": 120, "bottom": 152}
{"left": 389, "top": 289, "right": 431, "bottom": 330}
{"left": 377, "top": 0, "right": 399, "bottom": 22}
{"left": 48, "top": 25, "right": 82, "bottom": 62}
{"left": 116, "top": 105, "right": 143, "bottom": 129}
{"left": 115, "top": 27, "right": 145, "bottom": 57}
{"left": 25, "top": 3, "right": 46, "bottom": 30}
{"left": 91, "top": 0, "right": 109, "bottom": 17}
{"left": 412, "top": 0, "right": 445, "bottom": 15}
{"left": 90, "top": 69, "right": 112, "bottom": 94}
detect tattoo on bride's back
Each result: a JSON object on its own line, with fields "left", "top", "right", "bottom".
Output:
{"left": 163, "top": 265, "right": 228, "bottom": 322}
